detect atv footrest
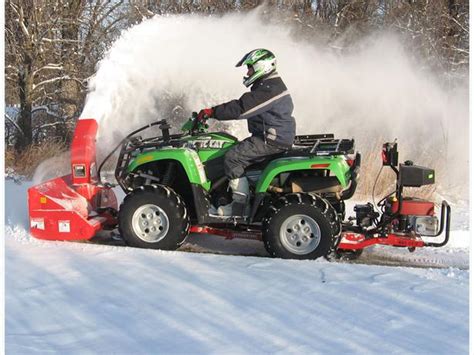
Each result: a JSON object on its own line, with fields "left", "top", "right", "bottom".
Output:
{"left": 190, "top": 225, "right": 262, "bottom": 241}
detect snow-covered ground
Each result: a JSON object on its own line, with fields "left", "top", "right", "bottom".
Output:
{"left": 5, "top": 180, "right": 469, "bottom": 353}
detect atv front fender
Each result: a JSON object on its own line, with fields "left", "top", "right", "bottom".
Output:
{"left": 127, "top": 148, "right": 211, "bottom": 190}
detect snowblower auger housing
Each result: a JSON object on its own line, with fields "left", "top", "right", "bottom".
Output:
{"left": 27, "top": 114, "right": 451, "bottom": 261}
{"left": 28, "top": 119, "right": 118, "bottom": 241}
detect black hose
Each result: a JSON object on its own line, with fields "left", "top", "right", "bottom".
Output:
{"left": 372, "top": 164, "right": 383, "bottom": 213}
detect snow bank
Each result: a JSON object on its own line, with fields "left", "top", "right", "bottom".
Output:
{"left": 5, "top": 232, "right": 469, "bottom": 354}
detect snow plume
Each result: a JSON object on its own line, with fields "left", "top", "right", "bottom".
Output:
{"left": 81, "top": 9, "right": 468, "bottom": 193}
{"left": 32, "top": 152, "right": 70, "bottom": 185}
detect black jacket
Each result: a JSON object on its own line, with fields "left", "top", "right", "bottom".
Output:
{"left": 212, "top": 73, "right": 296, "bottom": 148}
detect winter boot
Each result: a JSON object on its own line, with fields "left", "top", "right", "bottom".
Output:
{"left": 208, "top": 204, "right": 219, "bottom": 216}
{"left": 217, "top": 177, "right": 250, "bottom": 217}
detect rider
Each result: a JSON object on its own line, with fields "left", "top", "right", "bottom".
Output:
{"left": 197, "top": 49, "right": 296, "bottom": 217}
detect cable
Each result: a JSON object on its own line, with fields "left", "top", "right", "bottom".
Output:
{"left": 372, "top": 164, "right": 383, "bottom": 214}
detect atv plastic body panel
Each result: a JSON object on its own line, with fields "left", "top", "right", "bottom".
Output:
{"left": 128, "top": 148, "right": 210, "bottom": 188}
{"left": 127, "top": 132, "right": 351, "bottom": 194}
{"left": 255, "top": 155, "right": 351, "bottom": 193}
{"left": 127, "top": 132, "right": 238, "bottom": 191}
{"left": 185, "top": 132, "right": 237, "bottom": 162}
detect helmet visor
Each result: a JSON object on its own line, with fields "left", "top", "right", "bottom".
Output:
{"left": 246, "top": 65, "right": 255, "bottom": 77}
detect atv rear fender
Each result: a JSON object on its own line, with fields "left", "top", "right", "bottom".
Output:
{"left": 255, "top": 156, "right": 352, "bottom": 193}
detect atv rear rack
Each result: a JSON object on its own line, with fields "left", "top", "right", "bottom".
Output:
{"left": 293, "top": 134, "right": 354, "bottom": 156}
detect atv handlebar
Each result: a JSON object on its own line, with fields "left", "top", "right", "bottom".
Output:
{"left": 181, "top": 112, "right": 209, "bottom": 134}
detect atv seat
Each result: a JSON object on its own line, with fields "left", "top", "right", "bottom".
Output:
{"left": 244, "top": 151, "right": 290, "bottom": 172}
{"left": 204, "top": 152, "right": 286, "bottom": 183}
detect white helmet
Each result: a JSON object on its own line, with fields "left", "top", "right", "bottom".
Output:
{"left": 236, "top": 49, "right": 277, "bottom": 87}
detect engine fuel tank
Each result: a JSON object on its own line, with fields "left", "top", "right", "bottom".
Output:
{"left": 391, "top": 198, "right": 435, "bottom": 216}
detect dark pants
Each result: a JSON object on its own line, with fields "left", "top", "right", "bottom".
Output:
{"left": 224, "top": 136, "right": 286, "bottom": 179}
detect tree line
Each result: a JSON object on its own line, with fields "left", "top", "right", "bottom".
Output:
{"left": 5, "top": 0, "right": 468, "bottom": 152}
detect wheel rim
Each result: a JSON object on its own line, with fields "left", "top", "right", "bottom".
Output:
{"left": 279, "top": 214, "right": 321, "bottom": 255}
{"left": 132, "top": 204, "right": 170, "bottom": 243}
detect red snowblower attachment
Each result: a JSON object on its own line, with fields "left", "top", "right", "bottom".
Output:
{"left": 28, "top": 119, "right": 118, "bottom": 241}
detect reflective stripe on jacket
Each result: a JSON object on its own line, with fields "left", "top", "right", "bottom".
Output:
{"left": 212, "top": 73, "right": 296, "bottom": 148}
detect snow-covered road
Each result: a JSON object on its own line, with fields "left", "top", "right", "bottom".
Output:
{"left": 5, "top": 181, "right": 470, "bottom": 353}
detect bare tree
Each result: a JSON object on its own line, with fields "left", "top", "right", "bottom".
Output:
{"left": 5, "top": 0, "right": 127, "bottom": 151}
{"left": 377, "top": 0, "right": 468, "bottom": 73}
{"left": 5, "top": 0, "right": 468, "bottom": 152}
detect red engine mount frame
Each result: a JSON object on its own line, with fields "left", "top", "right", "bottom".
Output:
{"left": 189, "top": 199, "right": 451, "bottom": 252}
{"left": 189, "top": 226, "right": 426, "bottom": 249}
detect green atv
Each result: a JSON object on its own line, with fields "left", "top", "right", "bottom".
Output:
{"left": 100, "top": 114, "right": 360, "bottom": 260}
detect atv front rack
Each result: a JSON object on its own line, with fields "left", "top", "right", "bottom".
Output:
{"left": 293, "top": 134, "right": 355, "bottom": 156}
